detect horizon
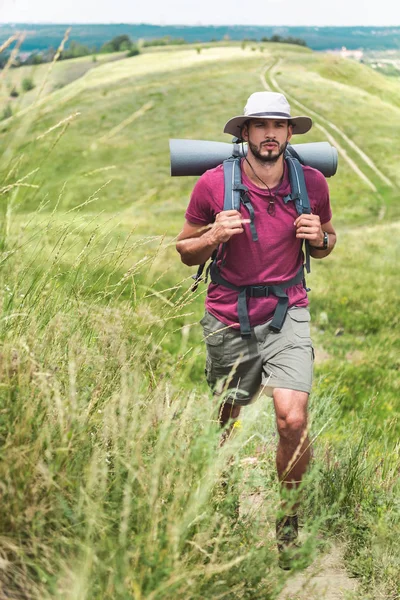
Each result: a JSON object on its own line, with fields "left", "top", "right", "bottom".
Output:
{"left": 1, "top": 21, "right": 400, "bottom": 28}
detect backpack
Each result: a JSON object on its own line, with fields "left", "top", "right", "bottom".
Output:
{"left": 192, "top": 146, "right": 312, "bottom": 338}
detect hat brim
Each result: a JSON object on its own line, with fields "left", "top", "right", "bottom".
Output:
{"left": 223, "top": 115, "right": 312, "bottom": 137}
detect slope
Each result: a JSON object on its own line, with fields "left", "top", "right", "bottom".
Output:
{"left": 1, "top": 43, "right": 399, "bottom": 227}
{"left": 0, "top": 42, "right": 398, "bottom": 599}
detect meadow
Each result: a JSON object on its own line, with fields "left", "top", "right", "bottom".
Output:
{"left": 0, "top": 42, "right": 398, "bottom": 599}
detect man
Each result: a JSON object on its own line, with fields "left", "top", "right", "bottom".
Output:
{"left": 176, "top": 91, "right": 336, "bottom": 566}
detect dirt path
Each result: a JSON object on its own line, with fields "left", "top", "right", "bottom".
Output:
{"left": 239, "top": 458, "right": 359, "bottom": 600}
{"left": 261, "top": 62, "right": 394, "bottom": 191}
{"left": 277, "top": 544, "right": 358, "bottom": 600}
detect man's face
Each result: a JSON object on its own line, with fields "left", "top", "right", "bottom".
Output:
{"left": 242, "top": 119, "right": 292, "bottom": 163}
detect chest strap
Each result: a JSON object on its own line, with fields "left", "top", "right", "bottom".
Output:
{"left": 210, "top": 262, "right": 305, "bottom": 338}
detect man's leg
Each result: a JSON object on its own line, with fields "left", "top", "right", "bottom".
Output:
{"left": 200, "top": 311, "right": 261, "bottom": 439}
{"left": 273, "top": 388, "right": 311, "bottom": 491}
{"left": 219, "top": 401, "right": 241, "bottom": 427}
{"left": 218, "top": 401, "right": 241, "bottom": 446}
{"left": 273, "top": 388, "right": 311, "bottom": 566}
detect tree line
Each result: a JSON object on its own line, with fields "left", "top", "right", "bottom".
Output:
{"left": 0, "top": 32, "right": 308, "bottom": 71}
{"left": 0, "top": 34, "right": 140, "bottom": 70}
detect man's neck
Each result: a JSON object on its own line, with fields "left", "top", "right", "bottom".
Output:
{"left": 243, "top": 154, "right": 285, "bottom": 189}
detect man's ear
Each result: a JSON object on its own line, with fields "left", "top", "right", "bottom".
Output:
{"left": 241, "top": 123, "right": 249, "bottom": 141}
{"left": 287, "top": 123, "right": 293, "bottom": 143}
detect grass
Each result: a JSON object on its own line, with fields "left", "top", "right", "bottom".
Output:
{"left": 2, "top": 43, "right": 400, "bottom": 227}
{"left": 264, "top": 54, "right": 400, "bottom": 223}
{"left": 0, "top": 213, "right": 398, "bottom": 597}
{"left": 0, "top": 42, "right": 399, "bottom": 598}
{"left": 0, "top": 208, "right": 280, "bottom": 599}
{"left": 309, "top": 221, "right": 400, "bottom": 431}
{"left": 0, "top": 51, "right": 126, "bottom": 111}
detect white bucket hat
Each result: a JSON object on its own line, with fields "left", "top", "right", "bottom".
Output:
{"left": 224, "top": 91, "right": 312, "bottom": 137}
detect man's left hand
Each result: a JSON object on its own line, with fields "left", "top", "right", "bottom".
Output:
{"left": 294, "top": 214, "right": 324, "bottom": 247}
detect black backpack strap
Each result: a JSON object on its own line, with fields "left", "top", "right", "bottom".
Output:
{"left": 209, "top": 260, "right": 251, "bottom": 336}
{"left": 192, "top": 157, "right": 246, "bottom": 291}
{"left": 210, "top": 260, "right": 305, "bottom": 338}
{"left": 223, "top": 157, "right": 258, "bottom": 242}
{"left": 283, "top": 154, "right": 311, "bottom": 274}
{"left": 238, "top": 186, "right": 258, "bottom": 242}
{"left": 223, "top": 156, "right": 241, "bottom": 211}
{"left": 191, "top": 250, "right": 217, "bottom": 292}
{"left": 191, "top": 263, "right": 205, "bottom": 292}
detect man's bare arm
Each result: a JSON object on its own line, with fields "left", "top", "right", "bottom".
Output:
{"left": 176, "top": 221, "right": 218, "bottom": 267}
{"left": 176, "top": 211, "right": 250, "bottom": 266}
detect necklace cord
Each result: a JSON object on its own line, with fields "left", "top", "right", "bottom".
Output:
{"left": 244, "top": 158, "right": 285, "bottom": 215}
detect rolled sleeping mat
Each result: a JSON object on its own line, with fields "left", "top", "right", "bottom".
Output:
{"left": 169, "top": 139, "right": 338, "bottom": 178}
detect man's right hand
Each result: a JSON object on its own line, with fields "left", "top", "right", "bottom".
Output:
{"left": 176, "top": 212, "right": 250, "bottom": 267}
{"left": 209, "top": 210, "right": 250, "bottom": 244}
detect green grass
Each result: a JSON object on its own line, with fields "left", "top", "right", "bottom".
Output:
{"left": 310, "top": 221, "right": 400, "bottom": 430}
{"left": 286, "top": 50, "right": 400, "bottom": 106}
{"left": 0, "top": 51, "right": 126, "bottom": 110}
{"left": 2, "top": 44, "right": 400, "bottom": 227}
{"left": 264, "top": 52, "right": 400, "bottom": 223}
{"left": 0, "top": 43, "right": 399, "bottom": 598}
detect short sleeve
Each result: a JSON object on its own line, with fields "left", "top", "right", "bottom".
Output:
{"left": 184, "top": 166, "right": 224, "bottom": 225}
{"left": 306, "top": 168, "right": 333, "bottom": 225}
{"left": 317, "top": 177, "right": 332, "bottom": 225}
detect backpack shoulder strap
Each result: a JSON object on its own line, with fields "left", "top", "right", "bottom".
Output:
{"left": 223, "top": 156, "right": 242, "bottom": 211}
{"left": 191, "top": 154, "right": 258, "bottom": 292}
{"left": 223, "top": 156, "right": 258, "bottom": 241}
{"left": 191, "top": 156, "right": 244, "bottom": 292}
{"left": 283, "top": 153, "right": 311, "bottom": 274}
{"left": 283, "top": 153, "right": 311, "bottom": 215}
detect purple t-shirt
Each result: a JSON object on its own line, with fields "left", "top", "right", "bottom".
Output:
{"left": 185, "top": 159, "right": 332, "bottom": 328}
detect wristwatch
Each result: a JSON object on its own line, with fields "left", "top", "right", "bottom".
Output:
{"left": 311, "top": 231, "right": 329, "bottom": 250}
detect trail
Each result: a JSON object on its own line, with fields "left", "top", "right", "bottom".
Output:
{"left": 260, "top": 62, "right": 394, "bottom": 191}
{"left": 239, "top": 459, "right": 359, "bottom": 600}
{"left": 277, "top": 544, "right": 358, "bottom": 600}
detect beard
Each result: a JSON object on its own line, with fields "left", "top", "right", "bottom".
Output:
{"left": 248, "top": 137, "right": 288, "bottom": 163}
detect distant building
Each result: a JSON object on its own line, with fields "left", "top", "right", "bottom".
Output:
{"left": 326, "top": 46, "right": 364, "bottom": 61}
{"left": 340, "top": 46, "right": 364, "bottom": 60}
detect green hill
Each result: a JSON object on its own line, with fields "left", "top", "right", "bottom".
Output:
{"left": 0, "top": 50, "right": 125, "bottom": 109}
{"left": 2, "top": 43, "right": 400, "bottom": 224}
{"left": 0, "top": 42, "right": 398, "bottom": 599}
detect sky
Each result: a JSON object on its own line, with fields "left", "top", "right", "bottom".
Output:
{"left": 0, "top": 0, "right": 400, "bottom": 27}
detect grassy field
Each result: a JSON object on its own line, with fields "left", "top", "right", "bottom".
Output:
{"left": 0, "top": 42, "right": 399, "bottom": 599}
{"left": 363, "top": 50, "right": 400, "bottom": 78}
{"left": 0, "top": 51, "right": 126, "bottom": 113}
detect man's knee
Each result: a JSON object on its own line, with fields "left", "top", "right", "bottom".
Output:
{"left": 273, "top": 388, "right": 308, "bottom": 442}
{"left": 276, "top": 412, "right": 307, "bottom": 441}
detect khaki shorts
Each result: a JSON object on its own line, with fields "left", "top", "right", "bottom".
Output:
{"left": 200, "top": 307, "right": 314, "bottom": 406}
